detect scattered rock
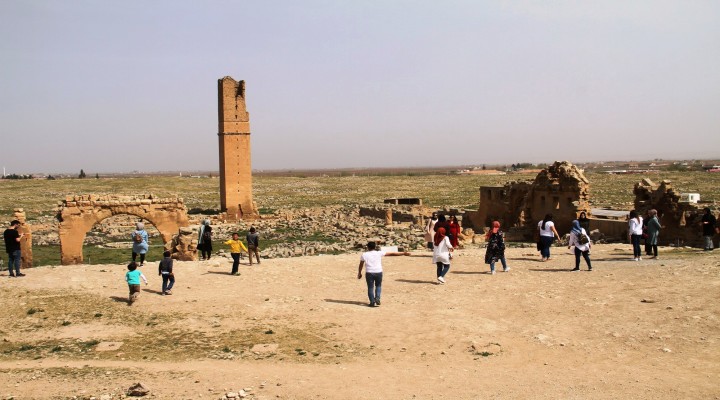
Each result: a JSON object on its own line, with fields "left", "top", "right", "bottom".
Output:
{"left": 127, "top": 382, "right": 150, "bottom": 397}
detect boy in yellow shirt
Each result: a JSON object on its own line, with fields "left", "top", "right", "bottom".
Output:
{"left": 224, "top": 232, "right": 248, "bottom": 275}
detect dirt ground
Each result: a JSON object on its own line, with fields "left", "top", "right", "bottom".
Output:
{"left": 0, "top": 244, "right": 718, "bottom": 400}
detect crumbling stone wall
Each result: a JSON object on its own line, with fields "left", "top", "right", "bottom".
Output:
{"left": 218, "top": 76, "right": 259, "bottom": 220}
{"left": 634, "top": 178, "right": 716, "bottom": 246}
{"left": 56, "top": 194, "right": 190, "bottom": 265}
{"left": 165, "top": 227, "right": 197, "bottom": 261}
{"left": 470, "top": 161, "right": 590, "bottom": 238}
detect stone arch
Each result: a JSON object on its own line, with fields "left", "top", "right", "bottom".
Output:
{"left": 57, "top": 194, "right": 190, "bottom": 265}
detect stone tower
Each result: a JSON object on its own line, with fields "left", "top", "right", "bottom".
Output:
{"left": 218, "top": 76, "right": 258, "bottom": 220}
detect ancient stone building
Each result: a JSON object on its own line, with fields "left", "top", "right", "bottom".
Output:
{"left": 56, "top": 194, "right": 190, "bottom": 265}
{"left": 218, "top": 76, "right": 258, "bottom": 220}
{"left": 634, "top": 178, "right": 716, "bottom": 246}
{"left": 468, "top": 161, "right": 590, "bottom": 238}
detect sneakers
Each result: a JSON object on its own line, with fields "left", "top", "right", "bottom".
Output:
{"left": 571, "top": 267, "right": 580, "bottom": 271}
{"left": 17, "top": 273, "right": 25, "bottom": 277}
{"left": 633, "top": 258, "right": 639, "bottom": 261}
{"left": 164, "top": 290, "right": 172, "bottom": 295}
{"left": 368, "top": 302, "right": 376, "bottom": 307}
{"left": 437, "top": 276, "right": 445, "bottom": 284}
{"left": 375, "top": 299, "right": 381, "bottom": 306}
{"left": 503, "top": 267, "right": 510, "bottom": 272}
{"left": 232, "top": 272, "right": 241, "bottom": 276}
{"left": 588, "top": 268, "right": 593, "bottom": 271}
{"left": 638, "top": 257, "right": 642, "bottom": 261}
{"left": 490, "top": 270, "right": 496, "bottom": 275}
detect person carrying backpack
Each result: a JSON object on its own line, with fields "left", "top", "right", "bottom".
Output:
{"left": 198, "top": 219, "right": 213, "bottom": 260}
{"left": 131, "top": 222, "right": 149, "bottom": 267}
{"left": 568, "top": 219, "right": 592, "bottom": 271}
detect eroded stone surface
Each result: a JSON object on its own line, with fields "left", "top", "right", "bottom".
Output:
{"left": 56, "top": 194, "right": 189, "bottom": 265}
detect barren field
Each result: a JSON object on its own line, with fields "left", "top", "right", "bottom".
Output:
{"left": 0, "top": 245, "right": 718, "bottom": 399}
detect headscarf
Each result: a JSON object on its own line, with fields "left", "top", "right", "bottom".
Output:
{"left": 198, "top": 219, "right": 210, "bottom": 243}
{"left": 485, "top": 221, "right": 500, "bottom": 240}
{"left": 434, "top": 227, "right": 447, "bottom": 246}
{"left": 571, "top": 219, "right": 582, "bottom": 235}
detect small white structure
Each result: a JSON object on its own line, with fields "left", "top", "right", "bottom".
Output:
{"left": 679, "top": 193, "right": 700, "bottom": 203}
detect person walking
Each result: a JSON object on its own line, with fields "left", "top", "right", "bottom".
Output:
{"left": 131, "top": 222, "right": 149, "bottom": 266}
{"left": 448, "top": 215, "right": 461, "bottom": 248}
{"left": 246, "top": 227, "right": 261, "bottom": 265}
{"left": 537, "top": 214, "right": 560, "bottom": 261}
{"left": 158, "top": 250, "right": 175, "bottom": 295}
{"left": 628, "top": 210, "right": 644, "bottom": 261}
{"left": 198, "top": 220, "right": 213, "bottom": 260}
{"left": 125, "top": 262, "right": 148, "bottom": 304}
{"left": 424, "top": 212, "right": 438, "bottom": 250}
{"left": 3, "top": 220, "right": 25, "bottom": 277}
{"left": 224, "top": 232, "right": 248, "bottom": 275}
{"left": 701, "top": 207, "right": 717, "bottom": 251}
{"left": 646, "top": 209, "right": 661, "bottom": 259}
{"left": 568, "top": 220, "right": 592, "bottom": 271}
{"left": 484, "top": 221, "right": 508, "bottom": 274}
{"left": 357, "top": 241, "right": 410, "bottom": 307}
{"left": 577, "top": 211, "right": 590, "bottom": 233}
{"left": 433, "top": 227, "right": 454, "bottom": 284}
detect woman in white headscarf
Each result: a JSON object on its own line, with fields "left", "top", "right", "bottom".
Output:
{"left": 198, "top": 219, "right": 213, "bottom": 260}
{"left": 131, "top": 222, "right": 149, "bottom": 266}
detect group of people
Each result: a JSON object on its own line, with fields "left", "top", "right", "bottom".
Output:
{"left": 4, "top": 207, "right": 720, "bottom": 308}
{"left": 124, "top": 221, "right": 262, "bottom": 304}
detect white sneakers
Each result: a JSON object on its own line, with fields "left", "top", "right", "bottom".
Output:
{"left": 437, "top": 276, "right": 445, "bottom": 284}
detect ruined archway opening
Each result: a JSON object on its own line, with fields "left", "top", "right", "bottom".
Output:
{"left": 83, "top": 215, "right": 161, "bottom": 265}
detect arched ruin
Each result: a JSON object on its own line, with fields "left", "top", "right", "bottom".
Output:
{"left": 57, "top": 194, "right": 190, "bottom": 265}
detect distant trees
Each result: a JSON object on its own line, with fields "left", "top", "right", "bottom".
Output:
{"left": 95, "top": 173, "right": 100, "bottom": 179}
{"left": 2, "top": 174, "right": 32, "bottom": 180}
{"left": 79, "top": 169, "right": 86, "bottom": 179}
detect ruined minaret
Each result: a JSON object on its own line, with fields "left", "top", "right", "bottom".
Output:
{"left": 218, "top": 77, "right": 258, "bottom": 220}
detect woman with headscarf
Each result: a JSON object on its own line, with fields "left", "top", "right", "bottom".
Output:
{"left": 484, "top": 221, "right": 508, "bottom": 274}
{"left": 198, "top": 219, "right": 213, "bottom": 260}
{"left": 448, "top": 215, "right": 461, "bottom": 248}
{"left": 432, "top": 227, "right": 453, "bottom": 284}
{"left": 568, "top": 219, "right": 592, "bottom": 271}
{"left": 628, "top": 210, "right": 644, "bottom": 261}
{"left": 537, "top": 214, "right": 560, "bottom": 261}
{"left": 131, "top": 222, "right": 149, "bottom": 266}
{"left": 646, "top": 209, "right": 661, "bottom": 259}
{"left": 578, "top": 211, "right": 590, "bottom": 233}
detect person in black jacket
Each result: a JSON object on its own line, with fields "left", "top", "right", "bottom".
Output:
{"left": 701, "top": 208, "right": 717, "bottom": 251}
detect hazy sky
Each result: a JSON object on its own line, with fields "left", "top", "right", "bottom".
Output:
{"left": 1, "top": 1, "right": 718, "bottom": 173}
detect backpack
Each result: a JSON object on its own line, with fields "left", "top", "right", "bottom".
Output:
{"left": 577, "top": 231, "right": 589, "bottom": 245}
{"left": 202, "top": 229, "right": 212, "bottom": 243}
{"left": 134, "top": 232, "right": 143, "bottom": 243}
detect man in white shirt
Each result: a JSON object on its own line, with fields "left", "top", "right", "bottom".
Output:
{"left": 358, "top": 242, "right": 410, "bottom": 307}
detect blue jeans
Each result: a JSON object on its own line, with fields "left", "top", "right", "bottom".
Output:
{"left": 489, "top": 257, "right": 507, "bottom": 272}
{"left": 436, "top": 262, "right": 450, "bottom": 278}
{"left": 574, "top": 247, "right": 592, "bottom": 269}
{"left": 631, "top": 234, "right": 642, "bottom": 257}
{"left": 161, "top": 274, "right": 175, "bottom": 292}
{"left": 365, "top": 272, "right": 382, "bottom": 304}
{"left": 540, "top": 236, "right": 554, "bottom": 259}
{"left": 7, "top": 250, "right": 21, "bottom": 275}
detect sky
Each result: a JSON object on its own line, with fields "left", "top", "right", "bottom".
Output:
{"left": 1, "top": 0, "right": 719, "bottom": 174}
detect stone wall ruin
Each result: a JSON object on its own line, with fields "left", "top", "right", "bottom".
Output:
{"left": 468, "top": 161, "right": 591, "bottom": 239}
{"left": 634, "top": 178, "right": 717, "bottom": 246}
{"left": 56, "top": 194, "right": 190, "bottom": 265}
